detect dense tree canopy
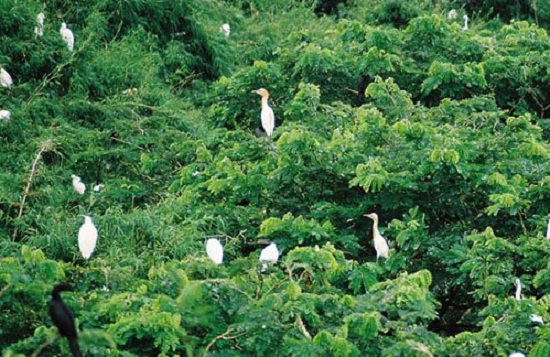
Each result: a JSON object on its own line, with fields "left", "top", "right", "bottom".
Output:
{"left": 1, "top": 0, "right": 550, "bottom": 356}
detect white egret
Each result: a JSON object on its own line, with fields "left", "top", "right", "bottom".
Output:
{"left": 259, "top": 242, "right": 279, "bottom": 270}
{"left": 253, "top": 88, "right": 275, "bottom": 138}
{"left": 364, "top": 213, "right": 390, "bottom": 261}
{"left": 508, "top": 353, "right": 526, "bottom": 357}
{"left": 546, "top": 216, "right": 549, "bottom": 239}
{"left": 220, "top": 23, "right": 230, "bottom": 37}
{"left": 447, "top": 9, "right": 457, "bottom": 21}
{"left": 78, "top": 216, "right": 98, "bottom": 260}
{"left": 515, "top": 278, "right": 522, "bottom": 300}
{"left": 93, "top": 184, "right": 104, "bottom": 192}
{"left": 60, "top": 22, "right": 74, "bottom": 51}
{"left": 0, "top": 110, "right": 10, "bottom": 120}
{"left": 35, "top": 13, "right": 45, "bottom": 37}
{"left": 0, "top": 66, "right": 13, "bottom": 88}
{"left": 206, "top": 238, "right": 224, "bottom": 265}
{"left": 71, "top": 175, "right": 86, "bottom": 195}
{"left": 463, "top": 15, "right": 469, "bottom": 31}
{"left": 530, "top": 314, "right": 544, "bottom": 324}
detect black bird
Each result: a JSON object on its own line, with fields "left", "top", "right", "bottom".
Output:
{"left": 356, "top": 74, "right": 373, "bottom": 106}
{"left": 48, "top": 284, "right": 83, "bottom": 357}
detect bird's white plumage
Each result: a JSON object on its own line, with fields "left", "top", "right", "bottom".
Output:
{"left": 463, "top": 15, "right": 469, "bottom": 31}
{"left": 35, "top": 13, "right": 45, "bottom": 36}
{"left": 515, "top": 278, "right": 521, "bottom": 300}
{"left": 448, "top": 9, "right": 457, "bottom": 21}
{"left": 0, "top": 110, "right": 10, "bottom": 120}
{"left": 78, "top": 216, "right": 98, "bottom": 259}
{"left": 254, "top": 88, "right": 275, "bottom": 137}
{"left": 508, "top": 353, "right": 526, "bottom": 357}
{"left": 530, "top": 314, "right": 544, "bottom": 324}
{"left": 260, "top": 242, "right": 279, "bottom": 264}
{"left": 1, "top": 67, "right": 13, "bottom": 88}
{"left": 206, "top": 238, "right": 224, "bottom": 265}
{"left": 93, "top": 184, "right": 104, "bottom": 192}
{"left": 60, "top": 22, "right": 74, "bottom": 51}
{"left": 365, "top": 213, "right": 390, "bottom": 261}
{"left": 220, "top": 23, "right": 230, "bottom": 37}
{"left": 71, "top": 174, "right": 86, "bottom": 195}
{"left": 546, "top": 217, "right": 549, "bottom": 239}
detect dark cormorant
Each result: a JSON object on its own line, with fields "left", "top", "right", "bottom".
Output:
{"left": 48, "top": 284, "right": 83, "bottom": 357}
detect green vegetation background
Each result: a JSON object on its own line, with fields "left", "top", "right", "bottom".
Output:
{"left": 1, "top": 0, "right": 550, "bottom": 356}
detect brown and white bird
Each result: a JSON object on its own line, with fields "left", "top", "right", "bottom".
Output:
{"left": 364, "top": 213, "right": 390, "bottom": 261}
{"left": 253, "top": 88, "right": 275, "bottom": 137}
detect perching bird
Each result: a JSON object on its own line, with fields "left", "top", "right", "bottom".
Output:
{"left": 463, "top": 15, "right": 469, "bottom": 31}
{"left": 508, "top": 353, "right": 526, "bottom": 357}
{"left": 356, "top": 75, "right": 373, "bottom": 106}
{"left": 78, "top": 216, "right": 98, "bottom": 260}
{"left": 515, "top": 278, "right": 522, "bottom": 300}
{"left": 253, "top": 88, "right": 275, "bottom": 138}
{"left": 259, "top": 242, "right": 279, "bottom": 270}
{"left": 530, "top": 314, "right": 544, "bottom": 324}
{"left": 71, "top": 175, "right": 86, "bottom": 195}
{"left": 0, "top": 110, "right": 10, "bottom": 120}
{"left": 48, "top": 284, "right": 83, "bottom": 357}
{"left": 60, "top": 22, "right": 74, "bottom": 51}
{"left": 447, "top": 9, "right": 457, "bottom": 21}
{"left": 546, "top": 216, "right": 549, "bottom": 239}
{"left": 220, "top": 23, "right": 230, "bottom": 37}
{"left": 206, "top": 238, "right": 224, "bottom": 265}
{"left": 35, "top": 12, "right": 45, "bottom": 36}
{"left": 122, "top": 87, "right": 138, "bottom": 95}
{"left": 0, "top": 66, "right": 13, "bottom": 88}
{"left": 92, "top": 184, "right": 104, "bottom": 192}
{"left": 364, "top": 213, "right": 390, "bottom": 261}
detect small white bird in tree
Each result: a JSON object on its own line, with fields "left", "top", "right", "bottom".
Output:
{"left": 463, "top": 15, "right": 469, "bottom": 31}
{"left": 364, "top": 213, "right": 390, "bottom": 261}
{"left": 220, "top": 23, "right": 230, "bottom": 37}
{"left": 253, "top": 88, "right": 275, "bottom": 138}
{"left": 447, "top": 9, "right": 457, "bottom": 21}
{"left": 530, "top": 314, "right": 544, "bottom": 324}
{"left": 35, "top": 13, "right": 45, "bottom": 37}
{"left": 508, "top": 353, "right": 526, "bottom": 357}
{"left": 515, "top": 278, "right": 522, "bottom": 300}
{"left": 0, "top": 110, "right": 10, "bottom": 120}
{"left": 60, "top": 22, "right": 74, "bottom": 51}
{"left": 93, "top": 184, "right": 104, "bottom": 192}
{"left": 206, "top": 238, "right": 224, "bottom": 265}
{"left": 0, "top": 66, "right": 13, "bottom": 88}
{"left": 259, "top": 242, "right": 279, "bottom": 270}
{"left": 71, "top": 175, "right": 86, "bottom": 195}
{"left": 78, "top": 216, "right": 98, "bottom": 260}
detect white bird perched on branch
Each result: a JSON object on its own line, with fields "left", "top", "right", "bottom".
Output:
{"left": 364, "top": 213, "right": 390, "bottom": 261}
{"left": 220, "top": 23, "right": 230, "bottom": 37}
{"left": 259, "top": 242, "right": 279, "bottom": 270}
{"left": 0, "top": 110, "right": 10, "bottom": 120}
{"left": 78, "top": 216, "right": 98, "bottom": 260}
{"left": 515, "top": 278, "right": 522, "bottom": 300}
{"left": 508, "top": 353, "right": 525, "bottom": 357}
{"left": 71, "top": 175, "right": 86, "bottom": 195}
{"left": 93, "top": 184, "right": 104, "bottom": 192}
{"left": 35, "top": 13, "right": 45, "bottom": 37}
{"left": 206, "top": 238, "right": 224, "bottom": 265}
{"left": 253, "top": 88, "right": 275, "bottom": 138}
{"left": 60, "top": 22, "right": 74, "bottom": 51}
{"left": 447, "top": 9, "right": 457, "bottom": 21}
{"left": 0, "top": 66, "right": 13, "bottom": 88}
{"left": 463, "top": 15, "right": 469, "bottom": 31}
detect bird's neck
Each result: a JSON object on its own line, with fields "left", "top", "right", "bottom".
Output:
{"left": 372, "top": 220, "right": 379, "bottom": 237}
{"left": 261, "top": 96, "right": 269, "bottom": 108}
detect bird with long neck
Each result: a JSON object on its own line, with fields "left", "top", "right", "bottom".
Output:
{"left": 252, "top": 88, "right": 275, "bottom": 138}
{"left": 48, "top": 284, "right": 83, "bottom": 357}
{"left": 364, "top": 213, "right": 390, "bottom": 261}
{"left": 515, "top": 278, "right": 521, "bottom": 300}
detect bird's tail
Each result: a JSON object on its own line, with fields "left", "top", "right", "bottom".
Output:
{"left": 68, "top": 337, "right": 83, "bottom": 357}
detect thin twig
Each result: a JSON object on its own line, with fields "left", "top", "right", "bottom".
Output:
{"left": 31, "top": 335, "right": 57, "bottom": 357}
{"left": 295, "top": 315, "right": 312, "bottom": 340}
{"left": 0, "top": 284, "right": 10, "bottom": 299}
{"left": 202, "top": 328, "right": 246, "bottom": 357}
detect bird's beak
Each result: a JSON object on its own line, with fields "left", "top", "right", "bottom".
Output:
{"left": 251, "top": 89, "right": 259, "bottom": 94}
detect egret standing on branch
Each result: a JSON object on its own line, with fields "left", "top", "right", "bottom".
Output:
{"left": 0, "top": 66, "right": 13, "bottom": 88}
{"left": 0, "top": 110, "right": 10, "bottom": 120}
{"left": 515, "top": 278, "right": 522, "bottom": 300}
{"left": 364, "top": 213, "right": 390, "bottom": 261}
{"left": 463, "top": 15, "right": 469, "bottom": 31}
{"left": 259, "top": 242, "right": 279, "bottom": 270}
{"left": 60, "top": 22, "right": 74, "bottom": 51}
{"left": 78, "top": 216, "right": 98, "bottom": 260}
{"left": 35, "top": 13, "right": 45, "bottom": 37}
{"left": 48, "top": 284, "right": 83, "bottom": 357}
{"left": 447, "top": 9, "right": 457, "bottom": 21}
{"left": 220, "top": 23, "right": 230, "bottom": 37}
{"left": 71, "top": 175, "right": 86, "bottom": 195}
{"left": 253, "top": 88, "right": 275, "bottom": 138}
{"left": 206, "top": 238, "right": 224, "bottom": 265}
